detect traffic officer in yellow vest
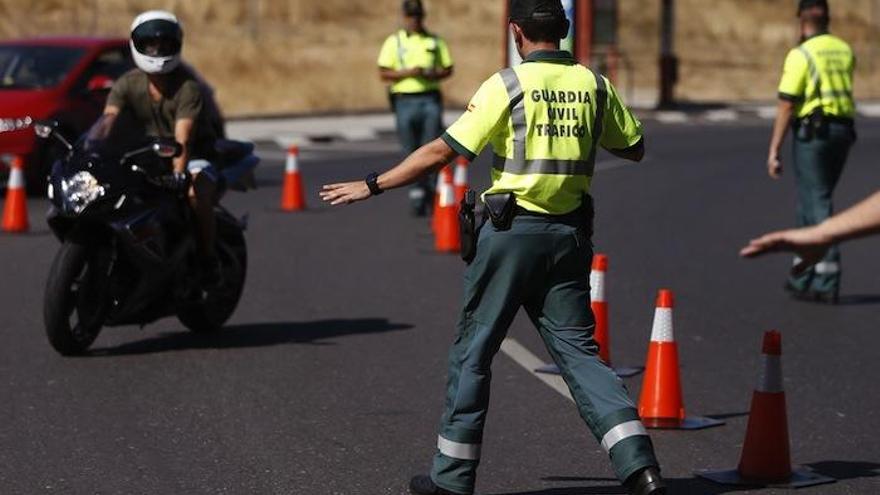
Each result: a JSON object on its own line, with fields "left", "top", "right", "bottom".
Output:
{"left": 767, "top": 0, "right": 856, "bottom": 303}
{"left": 322, "top": 1, "right": 665, "bottom": 493}
{"left": 378, "top": 0, "right": 454, "bottom": 216}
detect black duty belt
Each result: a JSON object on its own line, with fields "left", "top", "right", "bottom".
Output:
{"left": 823, "top": 116, "right": 855, "bottom": 127}
{"left": 393, "top": 90, "right": 441, "bottom": 99}
{"left": 514, "top": 206, "right": 585, "bottom": 226}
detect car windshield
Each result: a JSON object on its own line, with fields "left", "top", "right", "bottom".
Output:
{"left": 0, "top": 45, "right": 86, "bottom": 89}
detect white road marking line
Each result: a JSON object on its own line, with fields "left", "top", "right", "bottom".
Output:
{"left": 859, "top": 103, "right": 880, "bottom": 118}
{"left": 704, "top": 109, "right": 739, "bottom": 122}
{"left": 655, "top": 111, "right": 689, "bottom": 124}
{"left": 756, "top": 106, "right": 778, "bottom": 120}
{"left": 500, "top": 338, "right": 573, "bottom": 402}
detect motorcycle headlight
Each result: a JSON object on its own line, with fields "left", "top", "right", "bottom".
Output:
{"left": 61, "top": 171, "right": 106, "bottom": 214}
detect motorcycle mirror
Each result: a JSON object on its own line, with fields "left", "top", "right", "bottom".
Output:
{"left": 34, "top": 120, "right": 58, "bottom": 139}
{"left": 152, "top": 140, "right": 183, "bottom": 159}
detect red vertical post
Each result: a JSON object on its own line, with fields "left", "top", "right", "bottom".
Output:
{"left": 575, "top": 0, "right": 593, "bottom": 66}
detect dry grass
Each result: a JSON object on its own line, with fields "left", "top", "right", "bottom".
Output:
{"left": 1, "top": 0, "right": 878, "bottom": 115}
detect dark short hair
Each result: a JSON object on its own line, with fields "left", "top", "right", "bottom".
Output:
{"left": 800, "top": 6, "right": 830, "bottom": 29}
{"left": 514, "top": 16, "right": 569, "bottom": 42}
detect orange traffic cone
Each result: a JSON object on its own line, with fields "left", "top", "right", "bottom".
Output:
{"left": 281, "top": 145, "right": 306, "bottom": 211}
{"left": 534, "top": 254, "right": 643, "bottom": 378}
{"left": 432, "top": 166, "right": 451, "bottom": 233}
{"left": 696, "top": 331, "right": 835, "bottom": 488}
{"left": 638, "top": 290, "right": 724, "bottom": 430}
{"left": 591, "top": 254, "right": 612, "bottom": 364}
{"left": 2, "top": 156, "right": 29, "bottom": 233}
{"left": 453, "top": 156, "right": 469, "bottom": 205}
{"left": 434, "top": 166, "right": 459, "bottom": 253}
{"left": 591, "top": 254, "right": 643, "bottom": 377}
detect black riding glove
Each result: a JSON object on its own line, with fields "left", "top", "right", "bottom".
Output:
{"left": 161, "top": 171, "right": 190, "bottom": 196}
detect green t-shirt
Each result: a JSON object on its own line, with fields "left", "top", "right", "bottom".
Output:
{"left": 107, "top": 67, "right": 217, "bottom": 159}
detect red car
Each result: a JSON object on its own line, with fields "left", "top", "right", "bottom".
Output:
{"left": 0, "top": 37, "right": 133, "bottom": 192}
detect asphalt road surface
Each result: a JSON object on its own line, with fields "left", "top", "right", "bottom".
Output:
{"left": 2, "top": 118, "right": 879, "bottom": 494}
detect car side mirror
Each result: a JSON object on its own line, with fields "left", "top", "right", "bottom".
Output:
{"left": 86, "top": 75, "right": 114, "bottom": 92}
{"left": 152, "top": 139, "right": 183, "bottom": 159}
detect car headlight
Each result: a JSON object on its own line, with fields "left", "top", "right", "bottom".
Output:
{"left": 0, "top": 116, "right": 33, "bottom": 133}
{"left": 61, "top": 171, "right": 106, "bottom": 214}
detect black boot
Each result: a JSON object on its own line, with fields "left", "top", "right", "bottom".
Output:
{"left": 624, "top": 467, "right": 667, "bottom": 495}
{"left": 408, "top": 475, "right": 462, "bottom": 495}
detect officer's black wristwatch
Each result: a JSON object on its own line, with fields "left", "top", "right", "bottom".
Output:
{"left": 365, "top": 172, "right": 384, "bottom": 196}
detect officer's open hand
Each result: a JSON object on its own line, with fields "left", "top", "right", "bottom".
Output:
{"left": 320, "top": 181, "right": 372, "bottom": 206}
{"left": 767, "top": 154, "right": 783, "bottom": 179}
{"left": 740, "top": 226, "right": 831, "bottom": 274}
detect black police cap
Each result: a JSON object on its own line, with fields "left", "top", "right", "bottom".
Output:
{"left": 510, "top": 0, "right": 565, "bottom": 21}
{"left": 402, "top": 0, "right": 425, "bottom": 17}
{"left": 797, "top": 0, "right": 829, "bottom": 15}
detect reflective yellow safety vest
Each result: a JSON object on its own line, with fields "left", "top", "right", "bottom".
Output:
{"left": 443, "top": 50, "right": 643, "bottom": 215}
{"left": 778, "top": 33, "right": 855, "bottom": 119}
{"left": 377, "top": 29, "right": 454, "bottom": 94}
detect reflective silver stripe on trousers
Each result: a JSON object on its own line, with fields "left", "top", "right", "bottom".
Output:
{"left": 814, "top": 261, "right": 841, "bottom": 275}
{"left": 499, "top": 68, "right": 527, "bottom": 167}
{"left": 492, "top": 155, "right": 594, "bottom": 176}
{"left": 600, "top": 421, "right": 648, "bottom": 452}
{"left": 437, "top": 436, "right": 481, "bottom": 461}
{"left": 793, "top": 258, "right": 840, "bottom": 275}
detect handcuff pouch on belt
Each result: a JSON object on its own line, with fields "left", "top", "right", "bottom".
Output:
{"left": 484, "top": 192, "right": 517, "bottom": 231}
{"left": 459, "top": 189, "right": 479, "bottom": 263}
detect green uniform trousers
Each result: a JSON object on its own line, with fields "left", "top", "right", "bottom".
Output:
{"left": 789, "top": 121, "right": 854, "bottom": 295}
{"left": 394, "top": 92, "right": 443, "bottom": 213}
{"left": 430, "top": 216, "right": 659, "bottom": 495}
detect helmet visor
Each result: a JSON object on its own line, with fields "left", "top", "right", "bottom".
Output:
{"left": 132, "top": 19, "right": 182, "bottom": 57}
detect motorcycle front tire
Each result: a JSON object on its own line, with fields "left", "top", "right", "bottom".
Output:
{"left": 44, "top": 240, "right": 104, "bottom": 356}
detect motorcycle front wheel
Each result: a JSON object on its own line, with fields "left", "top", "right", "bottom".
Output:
{"left": 44, "top": 240, "right": 107, "bottom": 355}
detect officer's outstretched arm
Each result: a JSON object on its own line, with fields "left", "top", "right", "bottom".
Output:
{"left": 606, "top": 138, "right": 645, "bottom": 162}
{"left": 321, "top": 138, "right": 456, "bottom": 206}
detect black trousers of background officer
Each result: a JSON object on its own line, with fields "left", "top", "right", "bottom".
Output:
{"left": 789, "top": 119, "right": 855, "bottom": 296}
{"left": 430, "top": 215, "right": 659, "bottom": 494}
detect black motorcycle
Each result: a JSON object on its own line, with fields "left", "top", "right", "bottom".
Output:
{"left": 35, "top": 118, "right": 257, "bottom": 356}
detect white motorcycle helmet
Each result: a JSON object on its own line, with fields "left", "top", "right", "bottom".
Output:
{"left": 130, "top": 10, "right": 183, "bottom": 75}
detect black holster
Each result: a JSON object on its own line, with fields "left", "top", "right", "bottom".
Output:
{"left": 459, "top": 189, "right": 479, "bottom": 263}
{"left": 484, "top": 192, "right": 516, "bottom": 231}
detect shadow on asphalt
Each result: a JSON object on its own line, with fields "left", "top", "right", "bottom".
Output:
{"left": 804, "top": 460, "right": 880, "bottom": 481}
{"left": 704, "top": 411, "right": 750, "bottom": 421}
{"left": 88, "top": 318, "right": 412, "bottom": 356}
{"left": 491, "top": 460, "right": 880, "bottom": 494}
{"left": 836, "top": 294, "right": 880, "bottom": 306}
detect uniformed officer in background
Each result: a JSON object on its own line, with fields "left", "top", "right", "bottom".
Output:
{"left": 767, "top": 0, "right": 856, "bottom": 304}
{"left": 378, "top": 0, "right": 454, "bottom": 216}
{"left": 323, "top": 1, "right": 665, "bottom": 493}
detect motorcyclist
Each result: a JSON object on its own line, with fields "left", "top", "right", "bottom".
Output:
{"left": 99, "top": 10, "right": 221, "bottom": 283}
